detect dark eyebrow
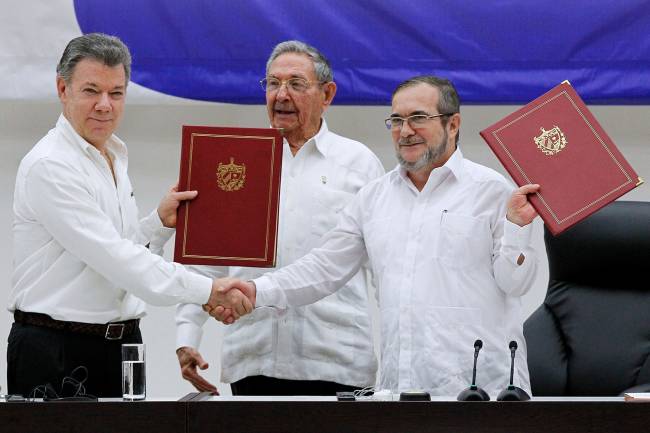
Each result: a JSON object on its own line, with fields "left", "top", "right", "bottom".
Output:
{"left": 268, "top": 74, "right": 309, "bottom": 80}
{"left": 83, "top": 81, "right": 99, "bottom": 88}
{"left": 82, "top": 81, "right": 125, "bottom": 91}
{"left": 389, "top": 110, "right": 430, "bottom": 118}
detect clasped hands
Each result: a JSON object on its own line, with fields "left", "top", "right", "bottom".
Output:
{"left": 203, "top": 278, "right": 257, "bottom": 324}
{"left": 198, "top": 185, "right": 541, "bottom": 323}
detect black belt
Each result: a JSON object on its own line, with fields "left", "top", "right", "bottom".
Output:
{"left": 14, "top": 310, "right": 139, "bottom": 340}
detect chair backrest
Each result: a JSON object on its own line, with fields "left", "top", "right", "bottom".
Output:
{"left": 524, "top": 201, "right": 650, "bottom": 396}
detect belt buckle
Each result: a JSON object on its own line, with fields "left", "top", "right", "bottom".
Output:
{"left": 105, "top": 323, "right": 125, "bottom": 340}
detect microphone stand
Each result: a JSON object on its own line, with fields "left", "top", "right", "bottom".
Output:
{"left": 457, "top": 339, "right": 490, "bottom": 401}
{"left": 497, "top": 341, "right": 531, "bottom": 401}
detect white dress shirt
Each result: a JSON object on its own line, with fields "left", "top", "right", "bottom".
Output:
{"left": 9, "top": 114, "right": 212, "bottom": 324}
{"left": 254, "top": 148, "right": 538, "bottom": 396}
{"left": 176, "top": 120, "right": 384, "bottom": 387}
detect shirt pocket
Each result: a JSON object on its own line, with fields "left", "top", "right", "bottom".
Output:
{"left": 436, "top": 212, "right": 491, "bottom": 269}
{"left": 297, "top": 301, "right": 371, "bottom": 366}
{"left": 223, "top": 309, "right": 275, "bottom": 359}
{"left": 310, "top": 188, "right": 353, "bottom": 237}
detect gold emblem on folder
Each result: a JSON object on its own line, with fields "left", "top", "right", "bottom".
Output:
{"left": 534, "top": 126, "right": 567, "bottom": 156}
{"left": 217, "top": 157, "right": 246, "bottom": 192}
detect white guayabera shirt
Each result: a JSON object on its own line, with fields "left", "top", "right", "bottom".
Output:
{"left": 10, "top": 115, "right": 212, "bottom": 324}
{"left": 175, "top": 121, "right": 385, "bottom": 387}
{"left": 255, "top": 148, "right": 538, "bottom": 397}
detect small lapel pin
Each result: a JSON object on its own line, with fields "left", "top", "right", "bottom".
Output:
{"left": 321, "top": 176, "right": 327, "bottom": 184}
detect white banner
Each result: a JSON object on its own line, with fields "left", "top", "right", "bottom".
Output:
{"left": 0, "top": 0, "right": 176, "bottom": 102}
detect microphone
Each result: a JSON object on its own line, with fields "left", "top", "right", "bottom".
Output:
{"left": 457, "top": 339, "right": 490, "bottom": 401}
{"left": 496, "top": 341, "right": 531, "bottom": 401}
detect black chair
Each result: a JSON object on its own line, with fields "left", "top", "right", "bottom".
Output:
{"left": 524, "top": 201, "right": 650, "bottom": 396}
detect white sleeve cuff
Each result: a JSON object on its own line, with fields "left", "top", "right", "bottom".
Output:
{"left": 149, "top": 226, "right": 175, "bottom": 254}
{"left": 176, "top": 320, "right": 204, "bottom": 350}
{"left": 503, "top": 218, "right": 533, "bottom": 250}
{"left": 140, "top": 208, "right": 165, "bottom": 241}
{"left": 175, "top": 303, "right": 209, "bottom": 349}
{"left": 252, "top": 275, "right": 280, "bottom": 307}
{"left": 182, "top": 272, "right": 213, "bottom": 305}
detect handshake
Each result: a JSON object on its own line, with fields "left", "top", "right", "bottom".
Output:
{"left": 204, "top": 278, "right": 257, "bottom": 324}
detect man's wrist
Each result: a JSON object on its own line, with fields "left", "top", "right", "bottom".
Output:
{"left": 246, "top": 280, "right": 258, "bottom": 307}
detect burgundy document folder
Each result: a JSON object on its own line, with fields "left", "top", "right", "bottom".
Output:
{"left": 174, "top": 126, "right": 283, "bottom": 266}
{"left": 480, "top": 82, "right": 643, "bottom": 235}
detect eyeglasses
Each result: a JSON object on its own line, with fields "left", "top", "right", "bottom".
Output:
{"left": 384, "top": 113, "right": 454, "bottom": 130}
{"left": 260, "top": 77, "right": 325, "bottom": 93}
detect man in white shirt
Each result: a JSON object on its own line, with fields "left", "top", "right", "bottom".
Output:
{"left": 7, "top": 33, "right": 249, "bottom": 398}
{"left": 175, "top": 40, "right": 384, "bottom": 395}
{"left": 212, "top": 76, "right": 541, "bottom": 397}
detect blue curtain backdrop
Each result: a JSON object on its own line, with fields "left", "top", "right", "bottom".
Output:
{"left": 74, "top": 0, "right": 650, "bottom": 105}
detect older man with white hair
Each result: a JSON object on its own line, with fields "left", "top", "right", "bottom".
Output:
{"left": 175, "top": 40, "right": 384, "bottom": 396}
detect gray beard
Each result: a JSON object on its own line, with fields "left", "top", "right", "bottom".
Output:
{"left": 397, "top": 147, "right": 436, "bottom": 172}
{"left": 397, "top": 131, "right": 448, "bottom": 173}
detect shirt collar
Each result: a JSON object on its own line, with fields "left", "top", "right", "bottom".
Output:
{"left": 283, "top": 119, "right": 330, "bottom": 157}
{"left": 443, "top": 146, "right": 464, "bottom": 180}
{"left": 56, "top": 113, "right": 128, "bottom": 160}
{"left": 312, "top": 119, "right": 331, "bottom": 156}
{"left": 393, "top": 146, "right": 465, "bottom": 186}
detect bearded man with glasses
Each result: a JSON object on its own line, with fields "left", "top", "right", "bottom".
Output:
{"left": 174, "top": 40, "right": 384, "bottom": 396}
{"left": 212, "top": 75, "right": 542, "bottom": 397}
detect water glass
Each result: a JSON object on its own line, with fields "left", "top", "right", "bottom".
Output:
{"left": 122, "top": 343, "right": 146, "bottom": 400}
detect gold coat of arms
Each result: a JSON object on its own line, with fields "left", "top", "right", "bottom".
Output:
{"left": 216, "top": 157, "right": 246, "bottom": 191}
{"left": 534, "top": 126, "right": 567, "bottom": 156}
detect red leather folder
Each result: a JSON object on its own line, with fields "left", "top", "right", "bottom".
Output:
{"left": 174, "top": 126, "right": 283, "bottom": 266}
{"left": 480, "top": 82, "right": 643, "bottom": 235}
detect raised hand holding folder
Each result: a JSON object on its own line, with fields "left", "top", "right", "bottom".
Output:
{"left": 480, "top": 82, "right": 642, "bottom": 235}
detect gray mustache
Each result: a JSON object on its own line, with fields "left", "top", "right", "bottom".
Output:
{"left": 398, "top": 138, "right": 425, "bottom": 146}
